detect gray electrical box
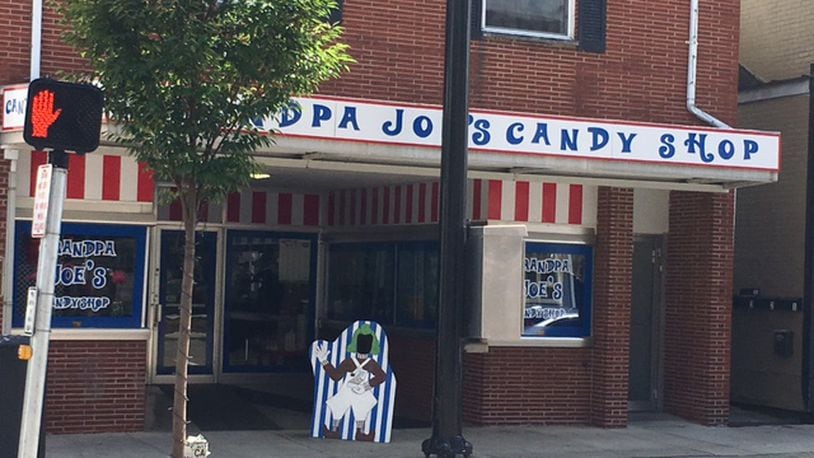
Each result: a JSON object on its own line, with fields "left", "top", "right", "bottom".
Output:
{"left": 0, "top": 336, "right": 44, "bottom": 458}
{"left": 773, "top": 329, "right": 794, "bottom": 357}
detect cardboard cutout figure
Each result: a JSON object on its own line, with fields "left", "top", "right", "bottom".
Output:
{"left": 309, "top": 321, "right": 397, "bottom": 443}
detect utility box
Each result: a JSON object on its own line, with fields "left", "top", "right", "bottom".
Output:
{"left": 774, "top": 329, "right": 794, "bottom": 357}
{"left": 0, "top": 335, "right": 44, "bottom": 458}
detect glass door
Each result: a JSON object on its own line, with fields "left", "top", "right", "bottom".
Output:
{"left": 222, "top": 231, "right": 316, "bottom": 373}
{"left": 156, "top": 230, "right": 218, "bottom": 375}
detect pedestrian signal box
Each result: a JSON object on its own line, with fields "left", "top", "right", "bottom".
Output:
{"left": 23, "top": 78, "right": 104, "bottom": 153}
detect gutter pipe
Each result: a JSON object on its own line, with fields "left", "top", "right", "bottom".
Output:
{"left": 3, "top": 0, "right": 40, "bottom": 333}
{"left": 687, "top": 0, "right": 731, "bottom": 129}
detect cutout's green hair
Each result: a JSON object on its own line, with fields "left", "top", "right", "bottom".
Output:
{"left": 347, "top": 324, "right": 380, "bottom": 355}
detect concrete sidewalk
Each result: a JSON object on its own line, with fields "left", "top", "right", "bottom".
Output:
{"left": 46, "top": 417, "right": 814, "bottom": 458}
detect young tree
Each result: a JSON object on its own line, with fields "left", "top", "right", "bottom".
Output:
{"left": 59, "top": 0, "right": 351, "bottom": 455}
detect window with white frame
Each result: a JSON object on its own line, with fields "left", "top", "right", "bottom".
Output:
{"left": 483, "top": 0, "right": 574, "bottom": 40}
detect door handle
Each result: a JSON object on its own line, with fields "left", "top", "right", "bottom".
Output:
{"left": 152, "top": 303, "right": 162, "bottom": 328}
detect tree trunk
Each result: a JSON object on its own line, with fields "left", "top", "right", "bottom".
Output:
{"left": 172, "top": 187, "right": 198, "bottom": 458}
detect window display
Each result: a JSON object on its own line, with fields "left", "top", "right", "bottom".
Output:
{"left": 327, "top": 241, "right": 438, "bottom": 328}
{"left": 523, "top": 241, "right": 592, "bottom": 338}
{"left": 223, "top": 231, "right": 315, "bottom": 372}
{"left": 14, "top": 221, "right": 147, "bottom": 328}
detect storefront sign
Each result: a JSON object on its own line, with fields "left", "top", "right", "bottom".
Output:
{"left": 524, "top": 241, "right": 593, "bottom": 338}
{"left": 254, "top": 97, "right": 780, "bottom": 171}
{"left": 3, "top": 85, "right": 780, "bottom": 172}
{"left": 14, "top": 222, "right": 147, "bottom": 328}
{"left": 309, "top": 320, "right": 397, "bottom": 443}
{"left": 2, "top": 85, "right": 27, "bottom": 130}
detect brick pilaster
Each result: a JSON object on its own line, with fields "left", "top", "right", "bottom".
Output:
{"left": 0, "top": 158, "right": 9, "bottom": 332}
{"left": 591, "top": 187, "right": 634, "bottom": 427}
{"left": 663, "top": 191, "right": 734, "bottom": 425}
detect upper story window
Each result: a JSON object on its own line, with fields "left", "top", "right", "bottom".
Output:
{"left": 482, "top": 0, "right": 574, "bottom": 40}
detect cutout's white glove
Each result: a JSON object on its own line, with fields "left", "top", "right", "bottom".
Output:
{"left": 313, "top": 342, "right": 330, "bottom": 365}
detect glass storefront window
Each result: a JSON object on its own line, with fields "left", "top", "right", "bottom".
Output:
{"left": 14, "top": 221, "right": 147, "bottom": 328}
{"left": 326, "top": 241, "right": 438, "bottom": 328}
{"left": 396, "top": 242, "right": 438, "bottom": 326}
{"left": 523, "top": 241, "right": 593, "bottom": 338}
{"left": 223, "top": 231, "right": 315, "bottom": 372}
{"left": 327, "top": 243, "right": 395, "bottom": 324}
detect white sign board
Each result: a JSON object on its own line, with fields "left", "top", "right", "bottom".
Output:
{"left": 24, "top": 287, "right": 37, "bottom": 336}
{"left": 2, "top": 85, "right": 27, "bottom": 130}
{"left": 252, "top": 97, "right": 781, "bottom": 172}
{"left": 32, "top": 163, "right": 53, "bottom": 238}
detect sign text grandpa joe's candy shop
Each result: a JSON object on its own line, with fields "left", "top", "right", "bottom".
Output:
{"left": 252, "top": 97, "right": 780, "bottom": 171}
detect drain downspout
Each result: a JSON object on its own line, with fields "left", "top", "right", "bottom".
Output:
{"left": 31, "top": 0, "right": 42, "bottom": 79}
{"left": 687, "top": 0, "right": 731, "bottom": 129}
{"left": 3, "top": 0, "right": 40, "bottom": 334}
{"left": 1, "top": 150, "right": 17, "bottom": 336}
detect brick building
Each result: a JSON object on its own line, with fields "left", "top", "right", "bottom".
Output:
{"left": 732, "top": 0, "right": 813, "bottom": 416}
{"left": 1, "top": 0, "right": 780, "bottom": 433}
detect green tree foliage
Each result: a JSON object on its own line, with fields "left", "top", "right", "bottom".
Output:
{"left": 59, "top": 1, "right": 351, "bottom": 455}
{"left": 61, "top": 0, "right": 351, "bottom": 198}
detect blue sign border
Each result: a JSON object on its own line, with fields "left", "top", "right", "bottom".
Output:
{"left": 14, "top": 221, "right": 147, "bottom": 329}
{"left": 523, "top": 241, "right": 593, "bottom": 338}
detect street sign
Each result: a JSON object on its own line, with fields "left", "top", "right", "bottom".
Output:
{"left": 23, "top": 78, "right": 104, "bottom": 153}
{"left": 31, "top": 164, "right": 52, "bottom": 238}
{"left": 23, "top": 288, "right": 37, "bottom": 336}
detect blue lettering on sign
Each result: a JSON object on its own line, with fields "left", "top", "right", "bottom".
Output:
{"left": 718, "top": 139, "right": 735, "bottom": 160}
{"left": 560, "top": 129, "right": 579, "bottom": 151}
{"left": 338, "top": 106, "right": 359, "bottom": 131}
{"left": 506, "top": 122, "right": 524, "bottom": 145}
{"left": 311, "top": 104, "right": 332, "bottom": 128}
{"left": 531, "top": 123, "right": 550, "bottom": 145}
{"left": 413, "top": 115, "right": 433, "bottom": 138}
{"left": 260, "top": 100, "right": 771, "bottom": 168}
{"left": 5, "top": 97, "right": 26, "bottom": 116}
{"left": 659, "top": 134, "right": 676, "bottom": 158}
{"left": 471, "top": 119, "right": 491, "bottom": 146}
{"left": 684, "top": 133, "right": 707, "bottom": 155}
{"left": 588, "top": 127, "right": 608, "bottom": 151}
{"left": 744, "top": 140, "right": 759, "bottom": 160}
{"left": 279, "top": 104, "right": 302, "bottom": 127}
{"left": 382, "top": 109, "right": 404, "bottom": 136}
{"left": 617, "top": 132, "right": 637, "bottom": 153}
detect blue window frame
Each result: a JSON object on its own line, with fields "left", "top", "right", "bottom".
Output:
{"left": 523, "top": 241, "right": 592, "bottom": 338}
{"left": 14, "top": 221, "right": 147, "bottom": 329}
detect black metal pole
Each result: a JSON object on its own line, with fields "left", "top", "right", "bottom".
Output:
{"left": 421, "top": 0, "right": 472, "bottom": 457}
{"left": 802, "top": 63, "right": 814, "bottom": 417}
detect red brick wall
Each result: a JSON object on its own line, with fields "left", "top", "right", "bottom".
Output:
{"left": 46, "top": 340, "right": 147, "bottom": 434}
{"left": 0, "top": 159, "right": 9, "bottom": 330}
{"left": 663, "top": 191, "right": 734, "bottom": 425}
{"left": 591, "top": 187, "right": 634, "bottom": 427}
{"left": 0, "top": 0, "right": 31, "bottom": 85}
{"left": 463, "top": 347, "right": 592, "bottom": 425}
{"left": 322, "top": 0, "right": 739, "bottom": 126}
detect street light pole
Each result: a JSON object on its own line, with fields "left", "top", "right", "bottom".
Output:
{"left": 421, "top": 0, "right": 472, "bottom": 457}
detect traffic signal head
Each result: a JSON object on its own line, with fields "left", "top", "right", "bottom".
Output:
{"left": 23, "top": 78, "right": 104, "bottom": 153}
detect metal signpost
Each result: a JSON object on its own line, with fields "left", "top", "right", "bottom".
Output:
{"left": 17, "top": 78, "right": 103, "bottom": 458}
{"left": 422, "top": 0, "right": 473, "bottom": 457}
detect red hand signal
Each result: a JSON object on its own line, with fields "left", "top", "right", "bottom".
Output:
{"left": 31, "top": 90, "right": 62, "bottom": 138}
